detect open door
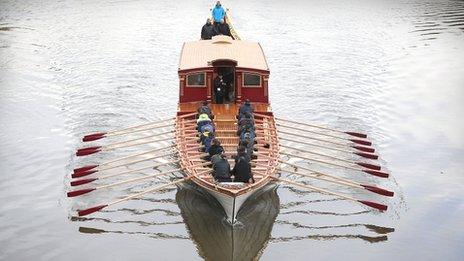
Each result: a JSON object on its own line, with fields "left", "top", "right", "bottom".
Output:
{"left": 211, "top": 59, "right": 237, "bottom": 104}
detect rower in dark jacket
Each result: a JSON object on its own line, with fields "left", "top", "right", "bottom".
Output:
{"left": 217, "top": 19, "right": 231, "bottom": 37}
{"left": 211, "top": 154, "right": 232, "bottom": 182}
{"left": 201, "top": 18, "right": 217, "bottom": 40}
{"left": 232, "top": 156, "right": 253, "bottom": 183}
{"left": 208, "top": 139, "right": 224, "bottom": 157}
{"left": 238, "top": 99, "right": 253, "bottom": 118}
{"left": 197, "top": 100, "right": 213, "bottom": 119}
{"left": 235, "top": 145, "right": 251, "bottom": 163}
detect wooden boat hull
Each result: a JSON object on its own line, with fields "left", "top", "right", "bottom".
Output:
{"left": 202, "top": 180, "right": 270, "bottom": 223}
{"left": 175, "top": 103, "right": 280, "bottom": 224}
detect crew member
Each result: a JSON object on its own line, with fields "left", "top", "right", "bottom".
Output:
{"left": 217, "top": 19, "right": 231, "bottom": 36}
{"left": 209, "top": 139, "right": 224, "bottom": 157}
{"left": 200, "top": 131, "right": 214, "bottom": 153}
{"left": 232, "top": 156, "right": 253, "bottom": 183}
{"left": 197, "top": 100, "right": 213, "bottom": 119}
{"left": 238, "top": 99, "right": 253, "bottom": 118}
{"left": 201, "top": 18, "right": 216, "bottom": 40}
{"left": 212, "top": 1, "right": 226, "bottom": 27}
{"left": 197, "top": 113, "right": 212, "bottom": 131}
{"left": 211, "top": 154, "right": 232, "bottom": 182}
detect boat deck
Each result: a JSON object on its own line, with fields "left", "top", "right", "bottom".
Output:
{"left": 175, "top": 102, "right": 279, "bottom": 197}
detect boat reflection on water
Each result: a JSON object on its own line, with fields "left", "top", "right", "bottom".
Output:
{"left": 176, "top": 182, "right": 280, "bottom": 261}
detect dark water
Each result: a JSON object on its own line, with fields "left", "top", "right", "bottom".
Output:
{"left": 1, "top": 0, "right": 463, "bottom": 260}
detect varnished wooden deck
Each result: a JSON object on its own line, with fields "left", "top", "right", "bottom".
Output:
{"left": 175, "top": 102, "right": 279, "bottom": 197}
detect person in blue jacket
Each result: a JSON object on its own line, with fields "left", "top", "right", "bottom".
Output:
{"left": 212, "top": 1, "right": 226, "bottom": 26}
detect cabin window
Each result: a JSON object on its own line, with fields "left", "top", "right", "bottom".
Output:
{"left": 243, "top": 73, "right": 261, "bottom": 87}
{"left": 186, "top": 73, "right": 206, "bottom": 87}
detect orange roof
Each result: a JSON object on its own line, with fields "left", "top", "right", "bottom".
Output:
{"left": 178, "top": 35, "right": 269, "bottom": 71}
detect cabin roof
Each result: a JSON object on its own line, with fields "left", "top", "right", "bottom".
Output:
{"left": 178, "top": 35, "right": 269, "bottom": 71}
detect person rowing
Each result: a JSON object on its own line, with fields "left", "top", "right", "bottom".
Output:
{"left": 200, "top": 130, "right": 214, "bottom": 153}
{"left": 197, "top": 113, "right": 212, "bottom": 131}
{"left": 202, "top": 138, "right": 224, "bottom": 161}
{"left": 235, "top": 144, "right": 251, "bottom": 163}
{"left": 208, "top": 139, "right": 224, "bottom": 157}
{"left": 238, "top": 99, "right": 253, "bottom": 118}
{"left": 199, "top": 122, "right": 214, "bottom": 134}
{"left": 211, "top": 154, "right": 232, "bottom": 182}
{"left": 232, "top": 155, "right": 254, "bottom": 183}
{"left": 238, "top": 112, "right": 254, "bottom": 128}
{"left": 197, "top": 101, "right": 213, "bottom": 119}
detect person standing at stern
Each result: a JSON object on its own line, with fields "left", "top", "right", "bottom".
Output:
{"left": 212, "top": 1, "right": 226, "bottom": 27}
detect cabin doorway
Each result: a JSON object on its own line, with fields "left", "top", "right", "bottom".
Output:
{"left": 212, "top": 65, "right": 236, "bottom": 104}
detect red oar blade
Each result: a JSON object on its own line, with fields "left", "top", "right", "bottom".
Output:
{"left": 358, "top": 200, "right": 388, "bottom": 211}
{"left": 73, "top": 165, "right": 98, "bottom": 174}
{"left": 355, "top": 152, "right": 379, "bottom": 160}
{"left": 363, "top": 169, "right": 389, "bottom": 178}
{"left": 71, "top": 178, "right": 98, "bottom": 187}
{"left": 350, "top": 139, "right": 372, "bottom": 146}
{"left": 77, "top": 204, "right": 108, "bottom": 217}
{"left": 83, "top": 132, "right": 107, "bottom": 142}
{"left": 72, "top": 169, "right": 98, "bottom": 178}
{"left": 362, "top": 185, "right": 394, "bottom": 197}
{"left": 352, "top": 145, "right": 375, "bottom": 153}
{"left": 345, "top": 132, "right": 367, "bottom": 139}
{"left": 356, "top": 162, "right": 381, "bottom": 170}
{"left": 76, "top": 146, "right": 102, "bottom": 157}
{"left": 67, "top": 188, "right": 95, "bottom": 197}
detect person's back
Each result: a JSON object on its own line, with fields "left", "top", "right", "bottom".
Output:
{"left": 211, "top": 154, "right": 231, "bottom": 182}
{"left": 239, "top": 100, "right": 254, "bottom": 117}
{"left": 238, "top": 114, "right": 254, "bottom": 128}
{"left": 232, "top": 156, "right": 253, "bottom": 183}
{"left": 212, "top": 1, "right": 226, "bottom": 23}
{"left": 217, "top": 19, "right": 231, "bottom": 36}
{"left": 197, "top": 113, "right": 212, "bottom": 130}
{"left": 209, "top": 139, "right": 224, "bottom": 157}
{"left": 200, "top": 123, "right": 214, "bottom": 134}
{"left": 198, "top": 101, "right": 213, "bottom": 118}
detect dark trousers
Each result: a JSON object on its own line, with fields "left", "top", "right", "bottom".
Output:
{"left": 215, "top": 93, "right": 223, "bottom": 104}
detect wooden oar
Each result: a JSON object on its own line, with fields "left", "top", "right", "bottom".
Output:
{"left": 67, "top": 162, "right": 209, "bottom": 197}
{"left": 275, "top": 123, "right": 371, "bottom": 146}
{"left": 276, "top": 159, "right": 392, "bottom": 195}
{"left": 72, "top": 152, "right": 178, "bottom": 178}
{"left": 268, "top": 128, "right": 375, "bottom": 153}
{"left": 83, "top": 120, "right": 197, "bottom": 146}
{"left": 274, "top": 117, "right": 368, "bottom": 138}
{"left": 253, "top": 112, "right": 368, "bottom": 139}
{"left": 76, "top": 169, "right": 212, "bottom": 216}
{"left": 270, "top": 165, "right": 393, "bottom": 197}
{"left": 76, "top": 136, "right": 197, "bottom": 157}
{"left": 276, "top": 152, "right": 389, "bottom": 178}
{"left": 275, "top": 136, "right": 376, "bottom": 157}
{"left": 83, "top": 119, "right": 175, "bottom": 142}
{"left": 73, "top": 141, "right": 200, "bottom": 175}
{"left": 273, "top": 177, "right": 387, "bottom": 211}
{"left": 82, "top": 112, "right": 197, "bottom": 142}
{"left": 280, "top": 145, "right": 379, "bottom": 166}
{"left": 71, "top": 159, "right": 180, "bottom": 186}
{"left": 99, "top": 129, "right": 175, "bottom": 147}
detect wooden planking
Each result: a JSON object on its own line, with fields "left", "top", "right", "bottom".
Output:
{"left": 175, "top": 103, "right": 280, "bottom": 197}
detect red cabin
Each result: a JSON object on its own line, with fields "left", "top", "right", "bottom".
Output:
{"left": 178, "top": 35, "right": 270, "bottom": 104}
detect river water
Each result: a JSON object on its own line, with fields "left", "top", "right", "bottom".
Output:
{"left": 0, "top": 0, "right": 463, "bottom": 260}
